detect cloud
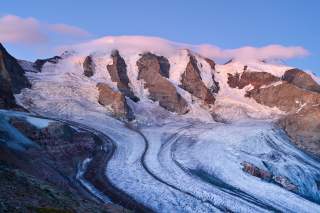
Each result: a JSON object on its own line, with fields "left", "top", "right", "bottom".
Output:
{"left": 195, "top": 44, "right": 309, "bottom": 61}
{"left": 49, "top": 24, "right": 90, "bottom": 37}
{"left": 0, "top": 15, "right": 90, "bottom": 44}
{"left": 0, "top": 15, "right": 47, "bottom": 44}
{"left": 65, "top": 35, "right": 309, "bottom": 62}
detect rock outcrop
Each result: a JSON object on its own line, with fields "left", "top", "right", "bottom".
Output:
{"left": 228, "top": 71, "right": 280, "bottom": 89}
{"left": 246, "top": 82, "right": 320, "bottom": 112}
{"left": 1, "top": 116, "right": 129, "bottom": 213}
{"left": 278, "top": 105, "right": 320, "bottom": 158}
{"left": 107, "top": 50, "right": 139, "bottom": 102}
{"left": 282, "top": 68, "right": 320, "bottom": 93}
{"left": 33, "top": 56, "right": 61, "bottom": 72}
{"left": 241, "top": 162, "right": 297, "bottom": 191}
{"left": 137, "top": 53, "right": 189, "bottom": 114}
{"left": 97, "top": 83, "right": 134, "bottom": 120}
{"left": 180, "top": 55, "right": 216, "bottom": 104}
{"left": 0, "top": 43, "right": 30, "bottom": 109}
{"left": 83, "top": 55, "right": 95, "bottom": 77}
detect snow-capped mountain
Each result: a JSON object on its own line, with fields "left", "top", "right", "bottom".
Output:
{"left": 1, "top": 36, "right": 320, "bottom": 212}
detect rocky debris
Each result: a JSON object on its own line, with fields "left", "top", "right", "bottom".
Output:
{"left": 107, "top": 50, "right": 139, "bottom": 102}
{"left": 137, "top": 53, "right": 189, "bottom": 114}
{"left": 273, "top": 175, "right": 298, "bottom": 192}
{"left": 227, "top": 71, "right": 280, "bottom": 89}
{"left": 241, "top": 162, "right": 297, "bottom": 192}
{"left": 83, "top": 55, "right": 95, "bottom": 77}
{"left": 0, "top": 43, "right": 30, "bottom": 109}
{"left": 282, "top": 68, "right": 320, "bottom": 93}
{"left": 97, "top": 83, "right": 134, "bottom": 120}
{"left": 278, "top": 105, "right": 320, "bottom": 158}
{"left": 33, "top": 56, "right": 61, "bottom": 72}
{"left": 246, "top": 82, "right": 320, "bottom": 112}
{"left": 241, "top": 162, "right": 272, "bottom": 181}
{"left": 180, "top": 54, "right": 216, "bottom": 104}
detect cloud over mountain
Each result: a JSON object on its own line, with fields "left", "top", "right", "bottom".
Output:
{"left": 0, "top": 14, "right": 90, "bottom": 44}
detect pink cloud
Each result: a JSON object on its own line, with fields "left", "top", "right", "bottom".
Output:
{"left": 0, "top": 15, "right": 47, "bottom": 44}
{"left": 0, "top": 15, "right": 90, "bottom": 44}
{"left": 195, "top": 44, "right": 309, "bottom": 61}
{"left": 65, "top": 35, "right": 309, "bottom": 62}
{"left": 49, "top": 24, "right": 90, "bottom": 37}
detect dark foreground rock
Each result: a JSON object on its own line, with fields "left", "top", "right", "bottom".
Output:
{"left": 137, "top": 52, "right": 189, "bottom": 114}
{"left": 97, "top": 83, "right": 134, "bottom": 120}
{"left": 180, "top": 54, "right": 216, "bottom": 104}
{"left": 0, "top": 115, "right": 130, "bottom": 213}
{"left": 0, "top": 43, "right": 30, "bottom": 109}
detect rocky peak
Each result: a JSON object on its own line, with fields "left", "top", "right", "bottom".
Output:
{"left": 180, "top": 54, "right": 216, "bottom": 104}
{"left": 137, "top": 53, "right": 189, "bottom": 114}
{"left": 0, "top": 43, "right": 30, "bottom": 93}
{"left": 227, "top": 71, "right": 280, "bottom": 89}
{"left": 33, "top": 56, "right": 61, "bottom": 72}
{"left": 83, "top": 55, "right": 95, "bottom": 77}
{"left": 282, "top": 68, "right": 320, "bottom": 93}
{"left": 0, "top": 43, "right": 30, "bottom": 109}
{"left": 107, "top": 50, "right": 139, "bottom": 102}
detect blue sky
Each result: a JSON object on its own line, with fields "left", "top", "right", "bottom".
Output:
{"left": 1, "top": 0, "right": 319, "bottom": 74}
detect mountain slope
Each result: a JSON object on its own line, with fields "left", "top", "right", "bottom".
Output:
{"left": 1, "top": 36, "right": 320, "bottom": 212}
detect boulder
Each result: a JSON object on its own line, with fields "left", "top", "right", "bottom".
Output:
{"left": 180, "top": 55, "right": 215, "bottom": 104}
{"left": 228, "top": 71, "right": 280, "bottom": 89}
{"left": 282, "top": 68, "right": 320, "bottom": 93}
{"left": 278, "top": 105, "right": 320, "bottom": 158}
{"left": 137, "top": 53, "right": 189, "bottom": 114}
{"left": 83, "top": 55, "right": 95, "bottom": 77}
{"left": 107, "top": 50, "right": 139, "bottom": 102}
{"left": 97, "top": 83, "right": 134, "bottom": 120}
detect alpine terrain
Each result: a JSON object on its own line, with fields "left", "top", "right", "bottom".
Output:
{"left": 1, "top": 36, "right": 320, "bottom": 213}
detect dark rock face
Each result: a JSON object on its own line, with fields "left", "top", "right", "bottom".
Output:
{"left": 97, "top": 83, "right": 134, "bottom": 120}
{"left": 282, "top": 68, "right": 320, "bottom": 93}
{"left": 83, "top": 55, "right": 95, "bottom": 77}
{"left": 246, "top": 82, "right": 320, "bottom": 112}
{"left": 278, "top": 105, "right": 320, "bottom": 158}
{"left": 180, "top": 55, "right": 215, "bottom": 104}
{"left": 0, "top": 43, "right": 30, "bottom": 109}
{"left": 137, "top": 53, "right": 189, "bottom": 114}
{"left": 1, "top": 116, "right": 129, "bottom": 213}
{"left": 107, "top": 50, "right": 139, "bottom": 102}
{"left": 228, "top": 71, "right": 280, "bottom": 89}
{"left": 241, "top": 162, "right": 297, "bottom": 192}
{"left": 33, "top": 56, "right": 61, "bottom": 72}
